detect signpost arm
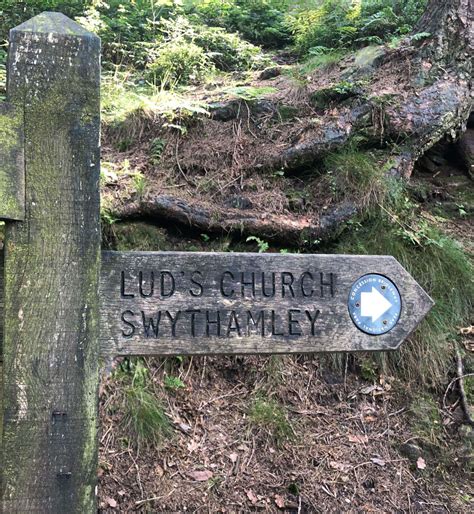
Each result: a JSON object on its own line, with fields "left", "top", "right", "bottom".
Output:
{"left": 1, "top": 12, "right": 100, "bottom": 512}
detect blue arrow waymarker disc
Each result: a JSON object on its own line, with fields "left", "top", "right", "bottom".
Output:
{"left": 348, "top": 274, "right": 401, "bottom": 335}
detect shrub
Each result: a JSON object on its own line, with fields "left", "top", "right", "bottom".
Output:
{"left": 159, "top": 15, "right": 264, "bottom": 72}
{"left": 287, "top": 0, "right": 428, "bottom": 56}
{"left": 77, "top": 0, "right": 178, "bottom": 67}
{"left": 147, "top": 39, "right": 211, "bottom": 87}
{"left": 192, "top": 0, "right": 292, "bottom": 47}
{"left": 193, "top": 24, "right": 264, "bottom": 71}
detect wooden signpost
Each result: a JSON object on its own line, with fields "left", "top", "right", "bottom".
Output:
{"left": 100, "top": 251, "right": 432, "bottom": 357}
{"left": 0, "top": 12, "right": 433, "bottom": 513}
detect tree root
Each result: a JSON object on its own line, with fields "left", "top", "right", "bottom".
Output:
{"left": 111, "top": 195, "right": 357, "bottom": 244}
{"left": 455, "top": 345, "right": 474, "bottom": 427}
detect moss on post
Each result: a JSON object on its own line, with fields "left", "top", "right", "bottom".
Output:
{"left": 0, "top": 103, "right": 24, "bottom": 221}
{"left": 1, "top": 12, "right": 100, "bottom": 512}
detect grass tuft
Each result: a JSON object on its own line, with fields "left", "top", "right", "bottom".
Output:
{"left": 335, "top": 209, "right": 473, "bottom": 388}
{"left": 322, "top": 146, "right": 388, "bottom": 207}
{"left": 116, "top": 359, "right": 171, "bottom": 448}
{"left": 248, "top": 396, "right": 293, "bottom": 444}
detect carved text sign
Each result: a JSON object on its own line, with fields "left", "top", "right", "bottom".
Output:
{"left": 99, "top": 251, "right": 433, "bottom": 357}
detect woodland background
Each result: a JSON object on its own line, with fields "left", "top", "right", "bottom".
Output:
{"left": 0, "top": 1, "right": 473, "bottom": 511}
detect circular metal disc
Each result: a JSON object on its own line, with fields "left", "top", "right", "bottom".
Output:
{"left": 348, "top": 274, "right": 401, "bottom": 335}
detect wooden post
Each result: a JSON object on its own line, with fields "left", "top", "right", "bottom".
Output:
{"left": 0, "top": 103, "right": 24, "bottom": 221}
{"left": 1, "top": 12, "right": 101, "bottom": 512}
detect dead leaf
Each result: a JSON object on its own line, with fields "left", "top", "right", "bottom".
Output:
{"left": 371, "top": 457, "right": 386, "bottom": 467}
{"left": 187, "top": 469, "right": 213, "bottom": 481}
{"left": 416, "top": 457, "right": 426, "bottom": 470}
{"left": 105, "top": 497, "right": 117, "bottom": 508}
{"left": 360, "top": 385, "right": 377, "bottom": 395}
{"left": 275, "top": 494, "right": 285, "bottom": 508}
{"left": 178, "top": 422, "right": 192, "bottom": 433}
{"left": 246, "top": 489, "right": 258, "bottom": 504}
{"left": 229, "top": 452, "right": 238, "bottom": 463}
{"left": 329, "top": 461, "right": 351, "bottom": 472}
{"left": 187, "top": 439, "right": 199, "bottom": 453}
{"left": 155, "top": 464, "right": 164, "bottom": 477}
{"left": 348, "top": 434, "right": 369, "bottom": 444}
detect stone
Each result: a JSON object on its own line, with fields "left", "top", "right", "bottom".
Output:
{"left": 259, "top": 67, "right": 282, "bottom": 80}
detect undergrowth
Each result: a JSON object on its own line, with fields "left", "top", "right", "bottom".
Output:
{"left": 321, "top": 144, "right": 388, "bottom": 207}
{"left": 248, "top": 396, "right": 293, "bottom": 444}
{"left": 334, "top": 199, "right": 473, "bottom": 388}
{"left": 114, "top": 359, "right": 171, "bottom": 448}
{"left": 101, "top": 72, "right": 209, "bottom": 142}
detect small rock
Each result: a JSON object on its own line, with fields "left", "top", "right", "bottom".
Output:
{"left": 399, "top": 442, "right": 424, "bottom": 463}
{"left": 259, "top": 67, "right": 281, "bottom": 80}
{"left": 224, "top": 195, "right": 253, "bottom": 210}
{"left": 209, "top": 101, "right": 240, "bottom": 122}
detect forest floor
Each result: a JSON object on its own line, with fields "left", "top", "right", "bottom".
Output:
{"left": 98, "top": 353, "right": 473, "bottom": 513}
{"left": 98, "top": 161, "right": 474, "bottom": 512}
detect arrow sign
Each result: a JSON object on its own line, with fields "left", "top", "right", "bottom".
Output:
{"left": 99, "top": 252, "right": 433, "bottom": 357}
{"left": 361, "top": 287, "right": 393, "bottom": 322}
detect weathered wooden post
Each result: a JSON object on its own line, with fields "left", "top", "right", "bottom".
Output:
{"left": 1, "top": 12, "right": 100, "bottom": 512}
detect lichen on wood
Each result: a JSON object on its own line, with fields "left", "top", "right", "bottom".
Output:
{"left": 1, "top": 12, "right": 101, "bottom": 513}
{"left": 0, "top": 103, "right": 24, "bottom": 221}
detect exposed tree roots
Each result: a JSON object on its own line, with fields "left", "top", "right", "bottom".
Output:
{"left": 112, "top": 195, "right": 357, "bottom": 244}
{"left": 104, "top": 0, "right": 473, "bottom": 243}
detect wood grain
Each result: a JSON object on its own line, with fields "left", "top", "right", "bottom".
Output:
{"left": 1, "top": 13, "right": 101, "bottom": 513}
{"left": 0, "top": 249, "right": 3, "bottom": 355}
{"left": 100, "top": 251, "right": 434, "bottom": 357}
{"left": 0, "top": 102, "right": 24, "bottom": 221}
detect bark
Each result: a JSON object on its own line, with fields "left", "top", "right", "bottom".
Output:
{"left": 113, "top": 195, "right": 357, "bottom": 244}
{"left": 414, "top": 0, "right": 473, "bottom": 69}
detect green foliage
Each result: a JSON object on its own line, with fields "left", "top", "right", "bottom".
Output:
{"left": 192, "top": 23, "right": 265, "bottom": 71}
{"left": 311, "top": 79, "right": 366, "bottom": 108}
{"left": 322, "top": 145, "right": 387, "bottom": 206}
{"left": 77, "top": 0, "right": 177, "bottom": 67}
{"left": 0, "top": 0, "right": 88, "bottom": 41}
{"left": 146, "top": 15, "right": 264, "bottom": 85}
{"left": 101, "top": 72, "right": 209, "bottom": 133}
{"left": 149, "top": 137, "right": 166, "bottom": 164}
{"left": 164, "top": 375, "right": 186, "bottom": 390}
{"left": 335, "top": 197, "right": 473, "bottom": 388}
{"left": 191, "top": 0, "right": 292, "bottom": 47}
{"left": 131, "top": 171, "right": 148, "bottom": 199}
{"left": 297, "top": 49, "right": 347, "bottom": 76}
{"left": 147, "top": 38, "right": 211, "bottom": 86}
{"left": 246, "top": 235, "right": 270, "bottom": 252}
{"left": 287, "top": 0, "right": 428, "bottom": 56}
{"left": 248, "top": 396, "right": 293, "bottom": 443}
{"left": 116, "top": 359, "right": 171, "bottom": 448}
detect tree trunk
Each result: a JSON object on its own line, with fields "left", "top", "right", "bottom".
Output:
{"left": 105, "top": 0, "right": 473, "bottom": 244}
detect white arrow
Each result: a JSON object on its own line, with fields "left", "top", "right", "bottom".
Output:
{"left": 360, "top": 287, "right": 393, "bottom": 323}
